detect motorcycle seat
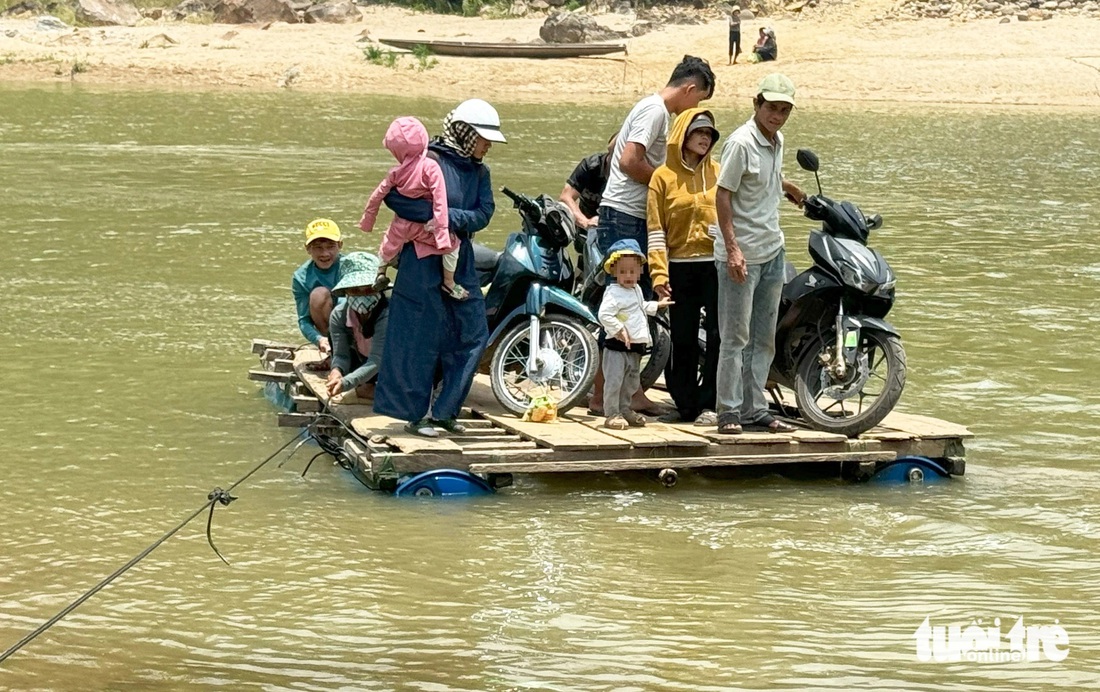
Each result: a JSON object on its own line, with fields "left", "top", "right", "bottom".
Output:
{"left": 472, "top": 242, "right": 502, "bottom": 272}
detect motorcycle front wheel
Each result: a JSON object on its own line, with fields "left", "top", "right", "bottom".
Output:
{"left": 490, "top": 314, "right": 600, "bottom": 416}
{"left": 794, "top": 330, "right": 906, "bottom": 437}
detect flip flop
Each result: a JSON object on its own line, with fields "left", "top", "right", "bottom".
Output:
{"left": 745, "top": 415, "right": 797, "bottom": 434}
{"left": 441, "top": 283, "right": 470, "bottom": 301}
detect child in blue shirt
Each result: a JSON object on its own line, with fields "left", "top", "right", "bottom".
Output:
{"left": 291, "top": 219, "right": 343, "bottom": 356}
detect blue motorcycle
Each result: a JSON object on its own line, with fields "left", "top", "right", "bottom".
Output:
{"left": 472, "top": 188, "right": 600, "bottom": 416}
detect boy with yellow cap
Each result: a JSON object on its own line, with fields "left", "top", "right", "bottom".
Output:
{"left": 291, "top": 218, "right": 343, "bottom": 357}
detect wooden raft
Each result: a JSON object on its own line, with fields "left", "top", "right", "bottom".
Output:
{"left": 250, "top": 340, "right": 971, "bottom": 487}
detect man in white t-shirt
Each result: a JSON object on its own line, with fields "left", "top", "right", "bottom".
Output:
{"left": 589, "top": 55, "right": 716, "bottom": 416}
{"left": 713, "top": 73, "right": 806, "bottom": 435}
{"left": 598, "top": 56, "right": 716, "bottom": 265}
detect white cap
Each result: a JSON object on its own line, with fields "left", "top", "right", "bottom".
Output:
{"left": 450, "top": 98, "right": 507, "bottom": 143}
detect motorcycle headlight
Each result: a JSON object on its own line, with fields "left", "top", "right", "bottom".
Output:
{"left": 839, "top": 264, "right": 876, "bottom": 293}
{"left": 875, "top": 277, "right": 897, "bottom": 297}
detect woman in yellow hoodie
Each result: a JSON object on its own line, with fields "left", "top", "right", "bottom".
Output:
{"left": 646, "top": 108, "right": 722, "bottom": 426}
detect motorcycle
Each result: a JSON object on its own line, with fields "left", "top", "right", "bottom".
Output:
{"left": 572, "top": 223, "right": 672, "bottom": 391}
{"left": 472, "top": 188, "right": 601, "bottom": 416}
{"left": 767, "top": 149, "right": 907, "bottom": 436}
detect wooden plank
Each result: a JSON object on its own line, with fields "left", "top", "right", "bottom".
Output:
{"left": 462, "top": 447, "right": 555, "bottom": 460}
{"left": 468, "top": 451, "right": 896, "bottom": 475}
{"left": 292, "top": 395, "right": 322, "bottom": 413}
{"left": 566, "top": 411, "right": 711, "bottom": 448}
{"left": 277, "top": 412, "right": 315, "bottom": 428}
{"left": 252, "top": 338, "right": 299, "bottom": 355}
{"left": 790, "top": 429, "right": 849, "bottom": 444}
{"left": 291, "top": 348, "right": 463, "bottom": 457}
{"left": 271, "top": 358, "right": 296, "bottom": 373}
{"left": 861, "top": 428, "right": 916, "bottom": 442}
{"left": 464, "top": 373, "right": 631, "bottom": 450}
{"left": 262, "top": 348, "right": 294, "bottom": 363}
{"left": 249, "top": 369, "right": 298, "bottom": 383}
{"left": 878, "top": 410, "right": 974, "bottom": 439}
{"left": 460, "top": 440, "right": 539, "bottom": 451}
{"left": 479, "top": 411, "right": 631, "bottom": 451}
{"left": 687, "top": 427, "right": 794, "bottom": 446}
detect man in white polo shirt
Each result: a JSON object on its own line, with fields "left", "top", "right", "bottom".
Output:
{"left": 587, "top": 55, "right": 716, "bottom": 416}
{"left": 713, "top": 73, "right": 806, "bottom": 435}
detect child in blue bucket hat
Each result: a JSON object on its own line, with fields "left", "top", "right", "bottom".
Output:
{"left": 598, "top": 239, "right": 674, "bottom": 430}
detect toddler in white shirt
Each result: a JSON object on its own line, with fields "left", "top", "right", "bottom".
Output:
{"left": 598, "top": 239, "right": 674, "bottom": 430}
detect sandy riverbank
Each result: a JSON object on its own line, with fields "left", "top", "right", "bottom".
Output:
{"left": 1, "top": 5, "right": 1099, "bottom": 108}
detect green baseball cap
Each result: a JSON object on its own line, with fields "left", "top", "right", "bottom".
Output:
{"left": 758, "top": 73, "right": 796, "bottom": 106}
{"left": 332, "top": 251, "right": 382, "bottom": 297}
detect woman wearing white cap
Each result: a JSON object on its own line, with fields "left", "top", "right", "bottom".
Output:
{"left": 374, "top": 99, "right": 504, "bottom": 437}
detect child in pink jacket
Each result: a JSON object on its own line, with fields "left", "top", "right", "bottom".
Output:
{"left": 358, "top": 116, "right": 466, "bottom": 300}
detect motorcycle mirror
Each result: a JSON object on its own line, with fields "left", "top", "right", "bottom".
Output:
{"left": 796, "top": 148, "right": 824, "bottom": 196}
{"left": 796, "top": 148, "right": 820, "bottom": 172}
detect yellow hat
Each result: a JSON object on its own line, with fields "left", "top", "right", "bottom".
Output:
{"left": 305, "top": 218, "right": 341, "bottom": 245}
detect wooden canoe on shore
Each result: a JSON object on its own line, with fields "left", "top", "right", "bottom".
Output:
{"left": 377, "top": 38, "right": 628, "bottom": 59}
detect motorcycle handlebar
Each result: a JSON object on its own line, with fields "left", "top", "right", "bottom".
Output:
{"left": 804, "top": 194, "right": 883, "bottom": 229}
{"left": 501, "top": 186, "right": 540, "bottom": 215}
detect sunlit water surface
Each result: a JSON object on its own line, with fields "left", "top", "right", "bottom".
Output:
{"left": 1, "top": 87, "right": 1098, "bottom": 690}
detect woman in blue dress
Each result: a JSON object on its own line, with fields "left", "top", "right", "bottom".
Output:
{"left": 373, "top": 99, "right": 505, "bottom": 437}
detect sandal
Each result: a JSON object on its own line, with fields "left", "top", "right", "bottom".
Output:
{"left": 693, "top": 410, "right": 718, "bottom": 426}
{"left": 623, "top": 411, "right": 647, "bottom": 428}
{"left": 441, "top": 283, "right": 470, "bottom": 301}
{"left": 745, "top": 414, "right": 797, "bottom": 434}
{"left": 404, "top": 419, "right": 439, "bottom": 438}
{"left": 430, "top": 418, "right": 467, "bottom": 435}
{"left": 604, "top": 415, "right": 629, "bottom": 430}
{"left": 717, "top": 414, "right": 742, "bottom": 435}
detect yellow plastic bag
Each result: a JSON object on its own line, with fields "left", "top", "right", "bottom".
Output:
{"left": 521, "top": 391, "right": 559, "bottom": 423}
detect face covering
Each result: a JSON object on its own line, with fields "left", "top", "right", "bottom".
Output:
{"left": 439, "top": 113, "right": 480, "bottom": 159}
{"left": 348, "top": 293, "right": 381, "bottom": 315}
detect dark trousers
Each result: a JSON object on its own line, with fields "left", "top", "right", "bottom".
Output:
{"left": 667, "top": 261, "right": 720, "bottom": 420}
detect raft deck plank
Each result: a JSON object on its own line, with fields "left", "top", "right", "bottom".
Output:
{"left": 877, "top": 410, "right": 974, "bottom": 439}
{"left": 566, "top": 410, "right": 711, "bottom": 448}
{"left": 292, "top": 348, "right": 464, "bottom": 458}
{"left": 468, "top": 451, "right": 896, "bottom": 475}
{"left": 463, "top": 377, "right": 631, "bottom": 451}
{"left": 263, "top": 341, "right": 969, "bottom": 479}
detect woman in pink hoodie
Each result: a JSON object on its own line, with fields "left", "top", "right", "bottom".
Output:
{"left": 358, "top": 116, "right": 467, "bottom": 301}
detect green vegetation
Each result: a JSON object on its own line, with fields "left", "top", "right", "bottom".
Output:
{"left": 363, "top": 45, "right": 401, "bottom": 69}
{"left": 411, "top": 43, "right": 438, "bottom": 71}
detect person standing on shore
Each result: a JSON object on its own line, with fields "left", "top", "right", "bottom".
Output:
{"left": 588, "top": 54, "right": 716, "bottom": 417}
{"left": 728, "top": 7, "right": 742, "bottom": 65}
{"left": 713, "top": 73, "right": 804, "bottom": 435}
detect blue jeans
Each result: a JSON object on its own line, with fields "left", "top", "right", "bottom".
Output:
{"left": 595, "top": 205, "right": 651, "bottom": 294}
{"left": 715, "top": 249, "right": 785, "bottom": 425}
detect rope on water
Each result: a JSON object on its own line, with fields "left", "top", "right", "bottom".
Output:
{"left": 0, "top": 428, "right": 308, "bottom": 666}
